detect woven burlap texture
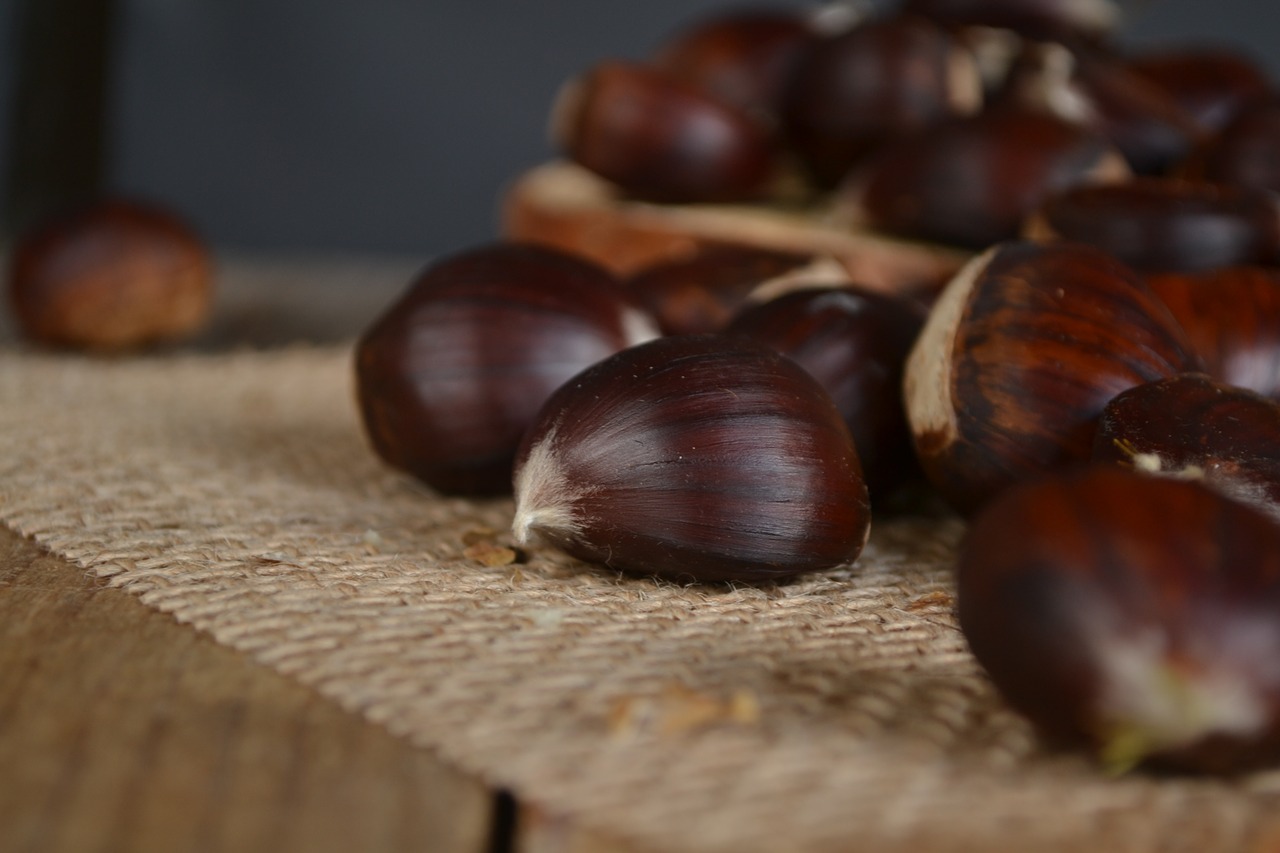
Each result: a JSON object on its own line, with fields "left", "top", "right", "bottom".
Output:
{"left": 2, "top": 345, "right": 1279, "bottom": 853}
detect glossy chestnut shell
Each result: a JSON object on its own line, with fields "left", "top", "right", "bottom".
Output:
{"left": 512, "top": 334, "right": 871, "bottom": 584}
{"left": 1180, "top": 94, "right": 1280, "bottom": 195}
{"left": 1146, "top": 266, "right": 1280, "bottom": 398}
{"left": 652, "top": 6, "right": 821, "bottom": 125}
{"left": 726, "top": 286, "right": 926, "bottom": 500}
{"left": 780, "top": 13, "right": 984, "bottom": 188}
{"left": 623, "top": 245, "right": 819, "bottom": 335}
{"left": 904, "top": 240, "right": 1201, "bottom": 514}
{"left": 1092, "top": 373, "right": 1280, "bottom": 521}
{"left": 1124, "top": 46, "right": 1271, "bottom": 134}
{"left": 550, "top": 60, "right": 780, "bottom": 203}
{"left": 959, "top": 465, "right": 1280, "bottom": 774}
{"left": 839, "top": 107, "right": 1130, "bottom": 249}
{"left": 1024, "top": 177, "right": 1280, "bottom": 273}
{"left": 8, "top": 197, "right": 213, "bottom": 351}
{"left": 354, "top": 242, "right": 659, "bottom": 496}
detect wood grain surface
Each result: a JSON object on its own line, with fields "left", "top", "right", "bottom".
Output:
{"left": 0, "top": 525, "right": 497, "bottom": 853}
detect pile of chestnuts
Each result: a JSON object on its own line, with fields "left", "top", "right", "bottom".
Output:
{"left": 358, "top": 0, "right": 1280, "bottom": 776}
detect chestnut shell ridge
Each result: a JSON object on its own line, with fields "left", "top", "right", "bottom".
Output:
{"left": 959, "top": 467, "right": 1280, "bottom": 774}
{"left": 511, "top": 334, "right": 871, "bottom": 584}
{"left": 905, "top": 240, "right": 1202, "bottom": 514}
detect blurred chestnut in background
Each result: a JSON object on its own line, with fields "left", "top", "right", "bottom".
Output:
{"left": 903, "top": 0, "right": 1121, "bottom": 44}
{"left": 623, "top": 244, "right": 823, "bottom": 335}
{"left": 779, "top": 13, "right": 984, "bottom": 188}
{"left": 1146, "top": 266, "right": 1280, "bottom": 398}
{"left": 551, "top": 60, "right": 781, "bottom": 203}
{"left": 512, "top": 334, "right": 870, "bottom": 584}
{"left": 959, "top": 466, "right": 1280, "bottom": 774}
{"left": 998, "top": 43, "right": 1205, "bottom": 176}
{"left": 726, "top": 286, "right": 926, "bottom": 501}
{"left": 354, "top": 242, "right": 659, "bottom": 496}
{"left": 8, "top": 197, "right": 213, "bottom": 352}
{"left": 904, "top": 240, "right": 1201, "bottom": 514}
{"left": 838, "top": 107, "right": 1129, "bottom": 250}
{"left": 1179, "top": 94, "right": 1280, "bottom": 195}
{"left": 651, "top": 5, "right": 829, "bottom": 127}
{"left": 1092, "top": 373, "right": 1280, "bottom": 522}
{"left": 1123, "top": 46, "right": 1271, "bottom": 134}
{"left": 1024, "top": 177, "right": 1280, "bottom": 273}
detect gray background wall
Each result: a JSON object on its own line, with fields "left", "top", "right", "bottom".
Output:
{"left": 4, "top": 0, "right": 1279, "bottom": 259}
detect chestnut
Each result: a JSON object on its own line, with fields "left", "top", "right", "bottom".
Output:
{"left": 650, "top": 5, "right": 827, "bottom": 127}
{"left": 353, "top": 242, "right": 660, "bottom": 497}
{"left": 902, "top": 0, "right": 1121, "bottom": 44}
{"left": 1092, "top": 373, "right": 1280, "bottom": 521}
{"left": 550, "top": 60, "right": 781, "bottom": 203}
{"left": 725, "top": 286, "right": 927, "bottom": 501}
{"left": 623, "top": 244, "right": 824, "bottom": 335}
{"left": 1123, "top": 46, "right": 1271, "bottom": 134}
{"left": 1179, "top": 93, "right": 1280, "bottom": 195}
{"left": 8, "top": 197, "right": 214, "bottom": 351}
{"left": 837, "top": 107, "right": 1130, "bottom": 251}
{"left": 511, "top": 334, "right": 871, "bottom": 584}
{"left": 958, "top": 465, "right": 1280, "bottom": 774}
{"left": 1145, "top": 266, "right": 1280, "bottom": 398}
{"left": 998, "top": 43, "right": 1205, "bottom": 176}
{"left": 903, "top": 240, "right": 1201, "bottom": 514}
{"left": 1023, "top": 177, "right": 1280, "bottom": 273}
{"left": 779, "top": 13, "right": 984, "bottom": 188}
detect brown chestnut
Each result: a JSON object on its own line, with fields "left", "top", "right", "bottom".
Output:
{"left": 8, "top": 197, "right": 213, "bottom": 351}
{"left": 1024, "top": 177, "right": 1280, "bottom": 273}
{"left": 623, "top": 244, "right": 825, "bottom": 335}
{"left": 1146, "top": 266, "right": 1280, "bottom": 398}
{"left": 511, "top": 334, "right": 871, "bottom": 584}
{"left": 1179, "top": 93, "right": 1280, "bottom": 195}
{"left": 904, "top": 240, "right": 1201, "bottom": 514}
{"left": 999, "top": 42, "right": 1205, "bottom": 176}
{"left": 1123, "top": 46, "right": 1271, "bottom": 134}
{"left": 779, "top": 13, "right": 984, "bottom": 188}
{"left": 651, "top": 5, "right": 827, "bottom": 126}
{"left": 902, "top": 0, "right": 1121, "bottom": 44}
{"left": 725, "top": 286, "right": 927, "bottom": 501}
{"left": 837, "top": 107, "right": 1130, "bottom": 250}
{"left": 959, "top": 465, "right": 1280, "bottom": 774}
{"left": 354, "top": 242, "right": 660, "bottom": 496}
{"left": 1092, "top": 373, "right": 1280, "bottom": 522}
{"left": 550, "top": 60, "right": 781, "bottom": 203}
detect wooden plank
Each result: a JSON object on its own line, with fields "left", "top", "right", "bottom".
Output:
{"left": 0, "top": 525, "right": 495, "bottom": 853}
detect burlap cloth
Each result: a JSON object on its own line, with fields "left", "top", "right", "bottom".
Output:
{"left": 3, "top": 337, "right": 1280, "bottom": 852}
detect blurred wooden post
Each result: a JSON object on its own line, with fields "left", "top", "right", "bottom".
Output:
{"left": 5, "top": 0, "right": 119, "bottom": 236}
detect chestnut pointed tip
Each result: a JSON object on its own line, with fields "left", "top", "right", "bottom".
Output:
{"left": 511, "top": 427, "right": 588, "bottom": 547}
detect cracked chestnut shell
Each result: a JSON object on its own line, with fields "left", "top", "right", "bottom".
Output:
{"left": 904, "top": 240, "right": 1201, "bottom": 514}
{"left": 1092, "top": 373, "right": 1280, "bottom": 522}
{"left": 8, "top": 197, "right": 213, "bottom": 351}
{"left": 959, "top": 465, "right": 1280, "bottom": 774}
{"left": 354, "top": 242, "right": 659, "bottom": 496}
{"left": 511, "top": 334, "right": 871, "bottom": 584}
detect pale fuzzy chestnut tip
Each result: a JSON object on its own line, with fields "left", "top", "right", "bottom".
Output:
{"left": 511, "top": 423, "right": 589, "bottom": 548}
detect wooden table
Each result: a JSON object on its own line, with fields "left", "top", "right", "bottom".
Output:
{"left": 0, "top": 256, "right": 630, "bottom": 853}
